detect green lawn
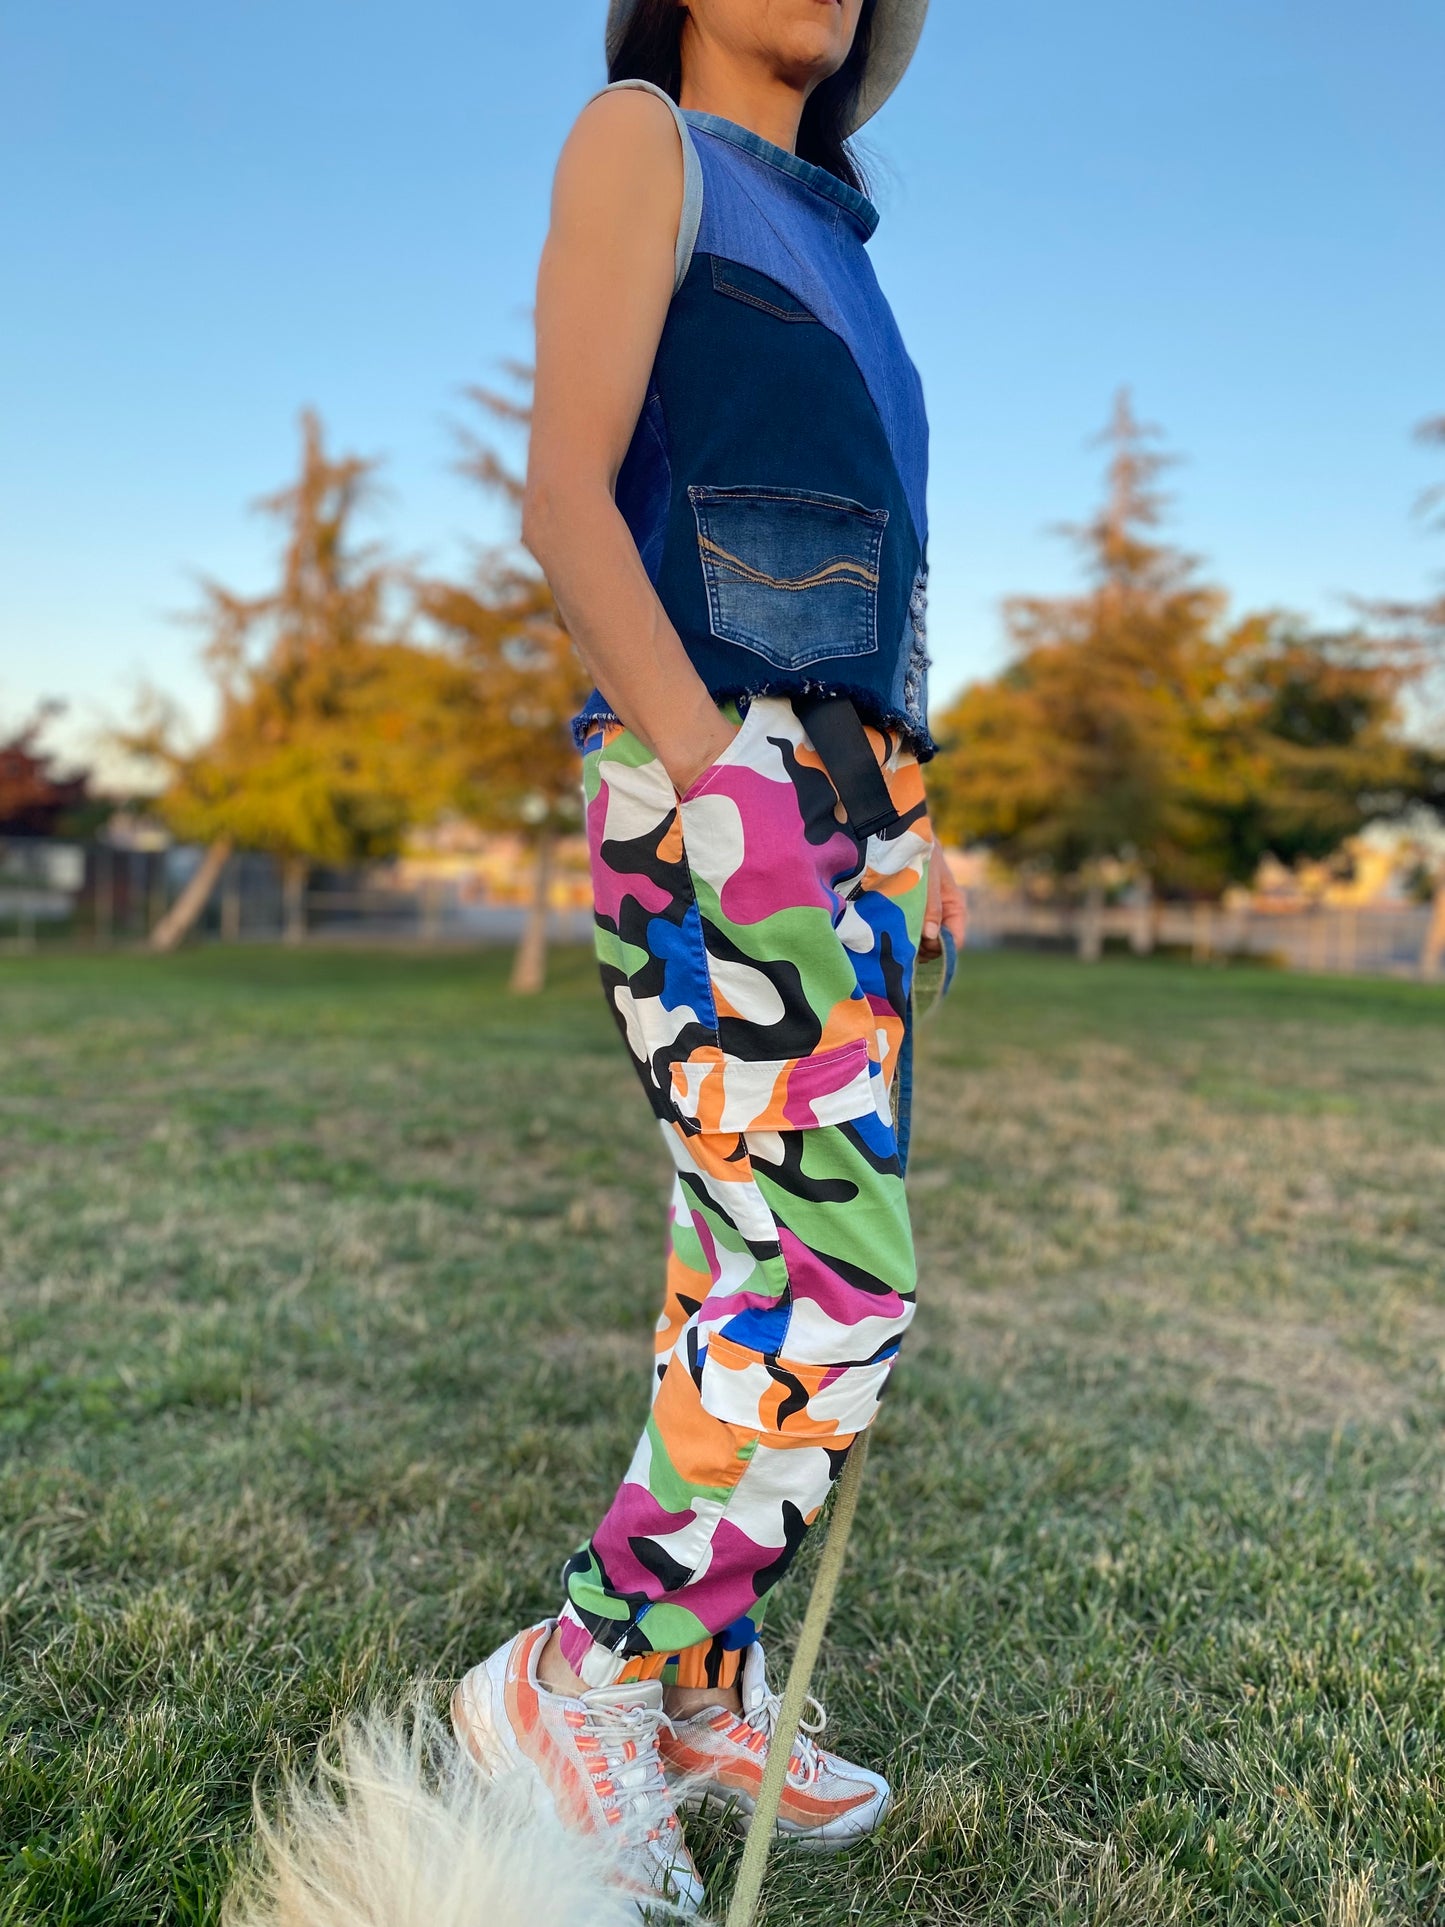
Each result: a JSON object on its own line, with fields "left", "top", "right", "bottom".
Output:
{"left": 2, "top": 947, "right": 1443, "bottom": 1925}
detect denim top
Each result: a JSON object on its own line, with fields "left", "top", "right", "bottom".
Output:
{"left": 570, "top": 80, "right": 935, "bottom": 759}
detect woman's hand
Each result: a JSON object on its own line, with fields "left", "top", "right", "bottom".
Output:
{"left": 664, "top": 711, "right": 741, "bottom": 800}
{"left": 921, "top": 844, "right": 967, "bottom": 960}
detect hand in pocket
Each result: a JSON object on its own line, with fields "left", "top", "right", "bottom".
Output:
{"left": 668, "top": 716, "right": 741, "bottom": 802}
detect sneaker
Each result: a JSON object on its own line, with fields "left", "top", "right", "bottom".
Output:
{"left": 452, "top": 1618, "right": 705, "bottom": 1918}
{"left": 660, "top": 1639, "right": 890, "bottom": 1852}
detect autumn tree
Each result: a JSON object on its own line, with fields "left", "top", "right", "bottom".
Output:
{"left": 415, "top": 376, "right": 593, "bottom": 994}
{"left": 1203, "top": 618, "right": 1419, "bottom": 884}
{"left": 928, "top": 392, "right": 1427, "bottom": 957}
{"left": 0, "top": 704, "right": 92, "bottom": 837}
{"left": 927, "top": 393, "right": 1233, "bottom": 954}
{"left": 136, "top": 412, "right": 470, "bottom": 949}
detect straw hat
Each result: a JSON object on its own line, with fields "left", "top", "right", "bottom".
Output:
{"left": 604, "top": 1, "right": 929, "bottom": 134}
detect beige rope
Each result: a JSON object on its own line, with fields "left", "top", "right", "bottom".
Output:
{"left": 723, "top": 1429, "right": 871, "bottom": 1927}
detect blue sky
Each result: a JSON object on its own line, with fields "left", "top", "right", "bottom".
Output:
{"left": 3, "top": 0, "right": 1442, "bottom": 775}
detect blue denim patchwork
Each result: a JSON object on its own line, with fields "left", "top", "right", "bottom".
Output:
{"left": 688, "top": 485, "right": 887, "bottom": 670}
{"left": 683, "top": 111, "right": 929, "bottom": 555}
{"left": 568, "top": 87, "right": 936, "bottom": 762}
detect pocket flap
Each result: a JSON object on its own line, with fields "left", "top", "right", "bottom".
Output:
{"left": 701, "top": 1331, "right": 895, "bottom": 1438}
{"left": 670, "top": 1036, "right": 879, "bottom": 1134}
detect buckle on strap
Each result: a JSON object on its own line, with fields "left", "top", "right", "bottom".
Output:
{"left": 787, "top": 692, "right": 902, "bottom": 839}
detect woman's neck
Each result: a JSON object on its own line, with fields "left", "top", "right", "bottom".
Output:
{"left": 678, "top": 46, "right": 809, "bottom": 154}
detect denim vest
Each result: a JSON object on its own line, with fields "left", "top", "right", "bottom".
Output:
{"left": 568, "top": 79, "right": 935, "bottom": 761}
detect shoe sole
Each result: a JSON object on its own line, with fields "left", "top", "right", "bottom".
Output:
{"left": 678, "top": 1780, "right": 891, "bottom": 1854}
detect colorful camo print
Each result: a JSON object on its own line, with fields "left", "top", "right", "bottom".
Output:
{"left": 558, "top": 695, "right": 935, "bottom": 1689}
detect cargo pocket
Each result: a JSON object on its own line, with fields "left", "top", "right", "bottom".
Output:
{"left": 699, "top": 1330, "right": 896, "bottom": 1441}
{"left": 669, "top": 1035, "right": 877, "bottom": 1136}
{"left": 688, "top": 485, "right": 887, "bottom": 669}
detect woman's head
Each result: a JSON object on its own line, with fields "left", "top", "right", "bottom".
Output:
{"left": 608, "top": 0, "right": 877, "bottom": 191}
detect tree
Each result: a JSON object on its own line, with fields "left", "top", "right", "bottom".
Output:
{"left": 1363, "top": 415, "right": 1445, "bottom": 667}
{"left": 135, "top": 412, "right": 470, "bottom": 949}
{"left": 415, "top": 376, "right": 592, "bottom": 994}
{"left": 928, "top": 393, "right": 1233, "bottom": 953}
{"left": 0, "top": 704, "right": 92, "bottom": 837}
{"left": 928, "top": 393, "right": 1428, "bottom": 957}
{"left": 1357, "top": 413, "right": 1445, "bottom": 973}
{"left": 1207, "top": 619, "right": 1419, "bottom": 881}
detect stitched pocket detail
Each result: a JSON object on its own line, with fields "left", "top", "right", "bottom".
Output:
{"left": 696, "top": 536, "right": 877, "bottom": 595}
{"left": 710, "top": 256, "right": 820, "bottom": 323}
{"left": 688, "top": 485, "right": 887, "bottom": 669}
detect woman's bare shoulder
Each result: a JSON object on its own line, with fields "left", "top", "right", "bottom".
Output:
{"left": 553, "top": 85, "right": 685, "bottom": 212}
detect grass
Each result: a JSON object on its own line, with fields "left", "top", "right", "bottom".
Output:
{"left": 1, "top": 945, "right": 1443, "bottom": 1926}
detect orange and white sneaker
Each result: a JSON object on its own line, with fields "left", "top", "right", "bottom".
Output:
{"left": 659, "top": 1639, "right": 890, "bottom": 1852}
{"left": 451, "top": 1619, "right": 705, "bottom": 1918}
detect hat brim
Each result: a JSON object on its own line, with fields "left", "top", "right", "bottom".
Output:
{"left": 603, "top": 0, "right": 928, "bottom": 136}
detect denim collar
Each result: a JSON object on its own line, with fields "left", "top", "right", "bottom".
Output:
{"left": 681, "top": 109, "right": 880, "bottom": 241}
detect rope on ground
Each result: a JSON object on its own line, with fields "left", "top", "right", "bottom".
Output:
{"left": 723, "top": 1428, "right": 872, "bottom": 1927}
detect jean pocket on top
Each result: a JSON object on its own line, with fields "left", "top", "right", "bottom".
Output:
{"left": 688, "top": 485, "right": 887, "bottom": 670}
{"left": 710, "top": 257, "right": 820, "bottom": 324}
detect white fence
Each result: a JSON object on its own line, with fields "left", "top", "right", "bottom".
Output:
{"left": 967, "top": 894, "right": 1436, "bottom": 978}
{"left": 3, "top": 835, "right": 1437, "bottom": 979}
{"left": 0, "top": 837, "right": 594, "bottom": 951}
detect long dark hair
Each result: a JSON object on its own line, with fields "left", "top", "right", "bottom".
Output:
{"left": 608, "top": 0, "right": 876, "bottom": 193}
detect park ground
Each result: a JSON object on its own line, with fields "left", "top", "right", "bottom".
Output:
{"left": 1, "top": 947, "right": 1443, "bottom": 1925}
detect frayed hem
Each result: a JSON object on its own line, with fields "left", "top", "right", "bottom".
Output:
{"left": 571, "top": 682, "right": 937, "bottom": 763}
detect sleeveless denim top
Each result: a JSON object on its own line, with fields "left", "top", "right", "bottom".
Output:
{"left": 568, "top": 79, "right": 935, "bottom": 761}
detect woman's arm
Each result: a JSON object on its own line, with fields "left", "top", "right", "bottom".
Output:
{"left": 524, "top": 90, "right": 737, "bottom": 799}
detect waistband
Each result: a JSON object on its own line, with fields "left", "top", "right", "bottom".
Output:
{"left": 571, "top": 682, "right": 937, "bottom": 764}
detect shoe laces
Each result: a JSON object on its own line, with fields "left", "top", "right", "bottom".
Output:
{"left": 565, "top": 1695, "right": 680, "bottom": 1850}
{"left": 737, "top": 1688, "right": 828, "bottom": 1788}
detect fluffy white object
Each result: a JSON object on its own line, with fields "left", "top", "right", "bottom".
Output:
{"left": 224, "top": 1696, "right": 696, "bottom": 1927}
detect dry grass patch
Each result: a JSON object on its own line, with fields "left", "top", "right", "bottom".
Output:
{"left": 909, "top": 1018, "right": 1445, "bottom": 1435}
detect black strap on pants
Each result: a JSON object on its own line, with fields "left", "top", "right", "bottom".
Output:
{"left": 788, "top": 690, "right": 929, "bottom": 1167}
{"left": 787, "top": 691, "right": 902, "bottom": 840}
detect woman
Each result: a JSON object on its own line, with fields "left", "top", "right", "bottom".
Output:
{"left": 451, "top": 0, "right": 965, "bottom": 1913}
